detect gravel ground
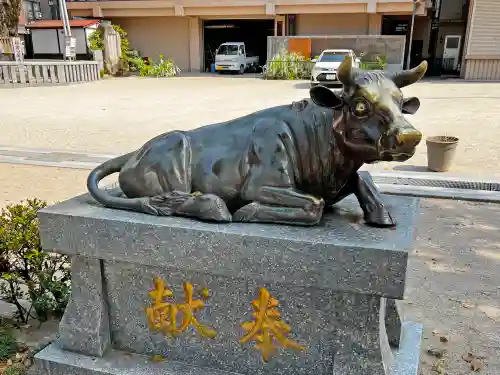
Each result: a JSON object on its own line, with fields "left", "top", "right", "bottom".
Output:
{"left": 0, "top": 76, "right": 499, "bottom": 178}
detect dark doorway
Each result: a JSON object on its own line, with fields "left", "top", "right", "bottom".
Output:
{"left": 203, "top": 19, "right": 274, "bottom": 72}
{"left": 382, "top": 16, "right": 410, "bottom": 36}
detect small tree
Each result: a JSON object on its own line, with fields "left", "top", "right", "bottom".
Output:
{"left": 0, "top": 0, "right": 23, "bottom": 37}
{"left": 0, "top": 199, "right": 71, "bottom": 323}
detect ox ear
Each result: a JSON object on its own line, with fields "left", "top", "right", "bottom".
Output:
{"left": 402, "top": 97, "right": 420, "bottom": 114}
{"left": 310, "top": 85, "right": 343, "bottom": 108}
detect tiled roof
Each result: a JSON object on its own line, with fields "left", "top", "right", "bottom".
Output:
{"left": 26, "top": 19, "right": 100, "bottom": 29}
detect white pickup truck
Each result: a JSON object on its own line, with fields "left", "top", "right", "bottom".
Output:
{"left": 214, "top": 42, "right": 259, "bottom": 74}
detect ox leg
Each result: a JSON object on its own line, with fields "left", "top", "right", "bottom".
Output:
{"left": 173, "top": 192, "right": 233, "bottom": 222}
{"left": 332, "top": 172, "right": 394, "bottom": 227}
{"left": 353, "top": 172, "right": 395, "bottom": 227}
{"left": 233, "top": 186, "right": 325, "bottom": 226}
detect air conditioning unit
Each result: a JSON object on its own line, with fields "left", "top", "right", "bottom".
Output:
{"left": 35, "top": 11, "right": 43, "bottom": 20}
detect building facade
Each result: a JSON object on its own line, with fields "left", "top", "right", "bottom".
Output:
{"left": 461, "top": 0, "right": 500, "bottom": 80}
{"left": 424, "top": 0, "right": 469, "bottom": 76}
{"left": 65, "top": 0, "right": 429, "bottom": 72}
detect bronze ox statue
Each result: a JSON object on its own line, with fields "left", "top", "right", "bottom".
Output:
{"left": 88, "top": 56, "right": 427, "bottom": 227}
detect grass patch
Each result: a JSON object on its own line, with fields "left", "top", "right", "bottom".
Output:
{"left": 0, "top": 323, "right": 17, "bottom": 361}
{"left": 3, "top": 364, "right": 26, "bottom": 375}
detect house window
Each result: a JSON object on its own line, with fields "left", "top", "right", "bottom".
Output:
{"left": 23, "top": 0, "right": 42, "bottom": 22}
{"left": 50, "top": 5, "right": 59, "bottom": 20}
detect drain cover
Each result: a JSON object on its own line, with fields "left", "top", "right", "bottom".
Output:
{"left": 372, "top": 176, "right": 500, "bottom": 192}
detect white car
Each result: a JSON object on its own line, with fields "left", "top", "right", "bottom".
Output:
{"left": 310, "top": 49, "right": 360, "bottom": 87}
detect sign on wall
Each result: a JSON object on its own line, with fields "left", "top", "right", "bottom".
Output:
{"left": 65, "top": 36, "right": 76, "bottom": 59}
{"left": 12, "top": 37, "right": 24, "bottom": 63}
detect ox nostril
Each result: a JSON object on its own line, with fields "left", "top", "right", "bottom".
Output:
{"left": 396, "top": 130, "right": 422, "bottom": 148}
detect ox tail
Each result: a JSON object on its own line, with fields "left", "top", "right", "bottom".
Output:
{"left": 87, "top": 152, "right": 145, "bottom": 213}
{"left": 87, "top": 153, "right": 193, "bottom": 216}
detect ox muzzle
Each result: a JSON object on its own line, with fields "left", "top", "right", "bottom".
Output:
{"left": 378, "top": 122, "right": 422, "bottom": 162}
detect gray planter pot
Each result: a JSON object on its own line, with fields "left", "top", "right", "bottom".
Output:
{"left": 426, "top": 136, "right": 459, "bottom": 172}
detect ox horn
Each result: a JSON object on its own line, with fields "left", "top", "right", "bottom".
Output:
{"left": 337, "top": 56, "right": 355, "bottom": 86}
{"left": 389, "top": 61, "right": 428, "bottom": 88}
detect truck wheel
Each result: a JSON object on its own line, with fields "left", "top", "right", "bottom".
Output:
{"left": 239, "top": 65, "right": 245, "bottom": 75}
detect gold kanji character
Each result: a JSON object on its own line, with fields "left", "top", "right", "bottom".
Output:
{"left": 145, "top": 277, "right": 216, "bottom": 338}
{"left": 239, "top": 287, "right": 304, "bottom": 362}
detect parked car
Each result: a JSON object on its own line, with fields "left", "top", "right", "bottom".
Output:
{"left": 310, "top": 49, "right": 360, "bottom": 87}
{"left": 214, "top": 42, "right": 259, "bottom": 74}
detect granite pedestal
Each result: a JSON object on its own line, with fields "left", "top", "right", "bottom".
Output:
{"left": 31, "top": 192, "right": 422, "bottom": 375}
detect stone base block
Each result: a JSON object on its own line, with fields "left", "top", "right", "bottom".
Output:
{"left": 31, "top": 322, "right": 422, "bottom": 375}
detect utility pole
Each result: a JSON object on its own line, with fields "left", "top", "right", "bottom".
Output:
{"left": 406, "top": 0, "right": 417, "bottom": 69}
{"left": 58, "top": 0, "right": 74, "bottom": 61}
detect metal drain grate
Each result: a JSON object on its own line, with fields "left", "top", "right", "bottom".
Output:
{"left": 372, "top": 176, "right": 500, "bottom": 192}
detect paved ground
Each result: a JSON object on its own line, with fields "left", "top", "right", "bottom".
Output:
{"left": 1, "top": 76, "right": 500, "bottom": 179}
{"left": 0, "top": 164, "right": 498, "bottom": 375}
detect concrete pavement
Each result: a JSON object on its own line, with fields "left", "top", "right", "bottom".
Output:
{"left": 1, "top": 75, "right": 500, "bottom": 178}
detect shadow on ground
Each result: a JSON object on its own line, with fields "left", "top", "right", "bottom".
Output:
{"left": 392, "top": 165, "right": 431, "bottom": 173}
{"left": 293, "top": 82, "right": 312, "bottom": 89}
{"left": 405, "top": 198, "right": 500, "bottom": 375}
{"left": 177, "top": 72, "right": 265, "bottom": 79}
{"left": 421, "top": 78, "right": 500, "bottom": 85}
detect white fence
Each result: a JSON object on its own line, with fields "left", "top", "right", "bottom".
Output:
{"left": 0, "top": 61, "right": 101, "bottom": 88}
{"left": 0, "top": 37, "right": 14, "bottom": 55}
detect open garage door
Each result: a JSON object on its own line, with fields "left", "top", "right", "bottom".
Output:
{"left": 203, "top": 19, "right": 274, "bottom": 72}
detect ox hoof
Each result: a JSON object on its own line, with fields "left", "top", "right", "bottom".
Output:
{"left": 176, "top": 193, "right": 232, "bottom": 222}
{"left": 232, "top": 203, "right": 259, "bottom": 222}
{"left": 363, "top": 206, "right": 396, "bottom": 228}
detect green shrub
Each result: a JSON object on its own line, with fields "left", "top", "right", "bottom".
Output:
{"left": 4, "top": 364, "right": 26, "bottom": 375}
{"left": 99, "top": 68, "right": 105, "bottom": 78}
{"left": 359, "top": 53, "right": 387, "bottom": 71}
{"left": 131, "top": 54, "right": 181, "bottom": 77}
{"left": 0, "top": 325, "right": 17, "bottom": 360}
{"left": 126, "top": 49, "right": 141, "bottom": 72}
{"left": 88, "top": 30, "right": 104, "bottom": 51}
{"left": 264, "top": 52, "right": 313, "bottom": 80}
{"left": 112, "top": 24, "right": 130, "bottom": 58}
{"left": 0, "top": 199, "right": 71, "bottom": 323}
{"left": 88, "top": 24, "right": 130, "bottom": 58}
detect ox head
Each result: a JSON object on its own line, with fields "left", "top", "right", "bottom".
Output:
{"left": 310, "top": 56, "right": 427, "bottom": 163}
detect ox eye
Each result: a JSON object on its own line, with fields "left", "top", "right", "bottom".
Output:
{"left": 353, "top": 99, "right": 370, "bottom": 118}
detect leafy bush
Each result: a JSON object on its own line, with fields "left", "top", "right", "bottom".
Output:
{"left": 99, "top": 68, "right": 105, "bottom": 78}
{"left": 88, "top": 30, "right": 104, "bottom": 51}
{"left": 0, "top": 325, "right": 17, "bottom": 360}
{"left": 112, "top": 24, "right": 130, "bottom": 57}
{"left": 88, "top": 24, "right": 130, "bottom": 58}
{"left": 359, "top": 53, "right": 387, "bottom": 71}
{"left": 130, "top": 54, "right": 181, "bottom": 77}
{"left": 0, "top": 199, "right": 71, "bottom": 323}
{"left": 4, "top": 364, "right": 26, "bottom": 375}
{"left": 264, "top": 52, "right": 313, "bottom": 80}
{"left": 126, "top": 49, "right": 141, "bottom": 72}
